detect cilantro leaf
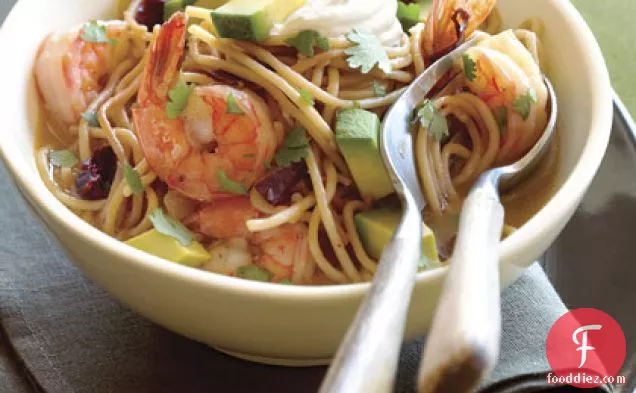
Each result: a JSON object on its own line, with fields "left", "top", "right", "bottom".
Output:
{"left": 512, "top": 90, "right": 537, "bottom": 120}
{"left": 80, "top": 111, "right": 100, "bottom": 127}
{"left": 123, "top": 163, "right": 144, "bottom": 195}
{"left": 81, "top": 21, "right": 117, "bottom": 45}
{"left": 218, "top": 170, "right": 248, "bottom": 195}
{"left": 372, "top": 81, "right": 387, "bottom": 97}
{"left": 148, "top": 208, "right": 193, "bottom": 246}
{"left": 226, "top": 93, "right": 244, "bottom": 115}
{"left": 413, "top": 99, "right": 449, "bottom": 141}
{"left": 493, "top": 106, "right": 508, "bottom": 134}
{"left": 166, "top": 77, "right": 193, "bottom": 119}
{"left": 275, "top": 126, "right": 310, "bottom": 167}
{"left": 462, "top": 54, "right": 477, "bottom": 82}
{"left": 286, "top": 30, "right": 330, "bottom": 57}
{"left": 264, "top": 161, "right": 272, "bottom": 170}
{"left": 279, "top": 279, "right": 294, "bottom": 285}
{"left": 236, "top": 265, "right": 272, "bottom": 282}
{"left": 49, "top": 150, "right": 79, "bottom": 168}
{"left": 299, "top": 88, "right": 314, "bottom": 106}
{"left": 345, "top": 29, "right": 392, "bottom": 74}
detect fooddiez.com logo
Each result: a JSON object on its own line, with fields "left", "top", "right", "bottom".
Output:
{"left": 546, "top": 308, "right": 627, "bottom": 388}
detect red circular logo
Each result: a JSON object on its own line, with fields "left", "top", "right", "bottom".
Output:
{"left": 546, "top": 308, "right": 626, "bottom": 388}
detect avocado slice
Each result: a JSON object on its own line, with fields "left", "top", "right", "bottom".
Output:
{"left": 335, "top": 109, "right": 395, "bottom": 200}
{"left": 125, "top": 229, "right": 211, "bottom": 267}
{"left": 397, "top": 1, "right": 421, "bottom": 32}
{"left": 355, "top": 208, "right": 440, "bottom": 270}
{"left": 211, "top": 0, "right": 306, "bottom": 42}
{"left": 164, "top": 0, "right": 230, "bottom": 20}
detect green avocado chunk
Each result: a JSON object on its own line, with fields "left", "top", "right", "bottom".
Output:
{"left": 211, "top": 0, "right": 306, "bottom": 42}
{"left": 355, "top": 208, "right": 440, "bottom": 271}
{"left": 125, "top": 229, "right": 211, "bottom": 267}
{"left": 397, "top": 1, "right": 421, "bottom": 32}
{"left": 335, "top": 109, "right": 394, "bottom": 200}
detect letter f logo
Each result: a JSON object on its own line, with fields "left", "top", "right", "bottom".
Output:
{"left": 572, "top": 324, "right": 602, "bottom": 368}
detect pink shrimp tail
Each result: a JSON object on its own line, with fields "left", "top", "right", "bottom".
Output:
{"left": 138, "top": 12, "right": 188, "bottom": 105}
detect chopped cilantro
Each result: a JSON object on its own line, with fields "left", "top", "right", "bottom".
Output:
{"left": 299, "top": 88, "right": 314, "bottom": 106}
{"left": 166, "top": 77, "right": 193, "bottom": 119}
{"left": 226, "top": 93, "right": 244, "bottom": 115}
{"left": 80, "top": 21, "right": 117, "bottom": 45}
{"left": 148, "top": 208, "right": 193, "bottom": 246}
{"left": 218, "top": 170, "right": 248, "bottom": 195}
{"left": 275, "top": 126, "right": 310, "bottom": 167}
{"left": 493, "top": 106, "right": 508, "bottom": 134}
{"left": 49, "top": 150, "right": 79, "bottom": 168}
{"left": 123, "top": 163, "right": 144, "bottom": 195}
{"left": 80, "top": 111, "right": 100, "bottom": 127}
{"left": 462, "top": 54, "right": 477, "bottom": 82}
{"left": 264, "top": 161, "right": 272, "bottom": 170}
{"left": 345, "top": 29, "right": 392, "bottom": 74}
{"left": 286, "top": 30, "right": 330, "bottom": 57}
{"left": 236, "top": 265, "right": 272, "bottom": 282}
{"left": 413, "top": 99, "right": 449, "bottom": 141}
{"left": 279, "top": 279, "right": 294, "bottom": 285}
{"left": 242, "top": 153, "right": 256, "bottom": 158}
{"left": 372, "top": 81, "right": 387, "bottom": 97}
{"left": 512, "top": 90, "right": 537, "bottom": 120}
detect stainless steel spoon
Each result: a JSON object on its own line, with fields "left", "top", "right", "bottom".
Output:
{"left": 318, "top": 36, "right": 480, "bottom": 393}
{"left": 318, "top": 32, "right": 558, "bottom": 393}
{"left": 417, "top": 78, "right": 557, "bottom": 393}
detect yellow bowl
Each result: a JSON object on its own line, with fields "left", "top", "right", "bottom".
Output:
{"left": 0, "top": 0, "right": 612, "bottom": 365}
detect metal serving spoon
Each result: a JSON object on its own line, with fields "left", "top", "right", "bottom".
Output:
{"left": 318, "top": 32, "right": 558, "bottom": 393}
{"left": 417, "top": 80, "right": 557, "bottom": 393}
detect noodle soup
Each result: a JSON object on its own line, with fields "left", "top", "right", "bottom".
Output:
{"left": 34, "top": 0, "right": 558, "bottom": 285}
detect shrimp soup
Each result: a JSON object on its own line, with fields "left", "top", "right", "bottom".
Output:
{"left": 34, "top": 0, "right": 559, "bottom": 285}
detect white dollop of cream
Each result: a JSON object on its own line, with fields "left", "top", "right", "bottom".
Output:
{"left": 270, "top": 0, "right": 403, "bottom": 47}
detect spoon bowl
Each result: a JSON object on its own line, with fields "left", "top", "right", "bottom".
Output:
{"left": 416, "top": 80, "right": 558, "bottom": 393}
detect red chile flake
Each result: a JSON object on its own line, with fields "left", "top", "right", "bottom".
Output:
{"left": 75, "top": 146, "right": 118, "bottom": 200}
{"left": 135, "top": 0, "right": 166, "bottom": 30}
{"left": 254, "top": 162, "right": 309, "bottom": 206}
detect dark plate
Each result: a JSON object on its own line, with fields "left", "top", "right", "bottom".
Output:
{"left": 542, "top": 95, "right": 636, "bottom": 391}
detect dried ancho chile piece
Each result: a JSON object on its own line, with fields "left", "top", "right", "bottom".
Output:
{"left": 135, "top": 0, "right": 166, "bottom": 30}
{"left": 255, "top": 162, "right": 308, "bottom": 206}
{"left": 75, "top": 146, "right": 117, "bottom": 200}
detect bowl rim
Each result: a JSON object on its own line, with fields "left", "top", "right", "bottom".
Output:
{"left": 0, "top": 0, "right": 613, "bottom": 300}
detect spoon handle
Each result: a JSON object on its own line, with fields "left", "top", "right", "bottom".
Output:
{"left": 417, "top": 175, "right": 504, "bottom": 393}
{"left": 318, "top": 193, "right": 423, "bottom": 393}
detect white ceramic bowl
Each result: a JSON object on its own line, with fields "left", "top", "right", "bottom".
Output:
{"left": 0, "top": 0, "right": 612, "bottom": 366}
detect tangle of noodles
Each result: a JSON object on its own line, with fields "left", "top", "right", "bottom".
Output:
{"left": 35, "top": 1, "right": 558, "bottom": 285}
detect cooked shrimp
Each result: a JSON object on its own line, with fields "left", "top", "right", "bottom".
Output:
{"left": 203, "top": 237, "right": 253, "bottom": 276}
{"left": 34, "top": 21, "right": 126, "bottom": 129}
{"left": 190, "top": 197, "right": 260, "bottom": 239}
{"left": 252, "top": 223, "right": 312, "bottom": 283}
{"left": 422, "top": 0, "right": 496, "bottom": 62}
{"left": 462, "top": 30, "right": 548, "bottom": 163}
{"left": 192, "top": 196, "right": 313, "bottom": 283}
{"left": 133, "top": 13, "right": 277, "bottom": 201}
